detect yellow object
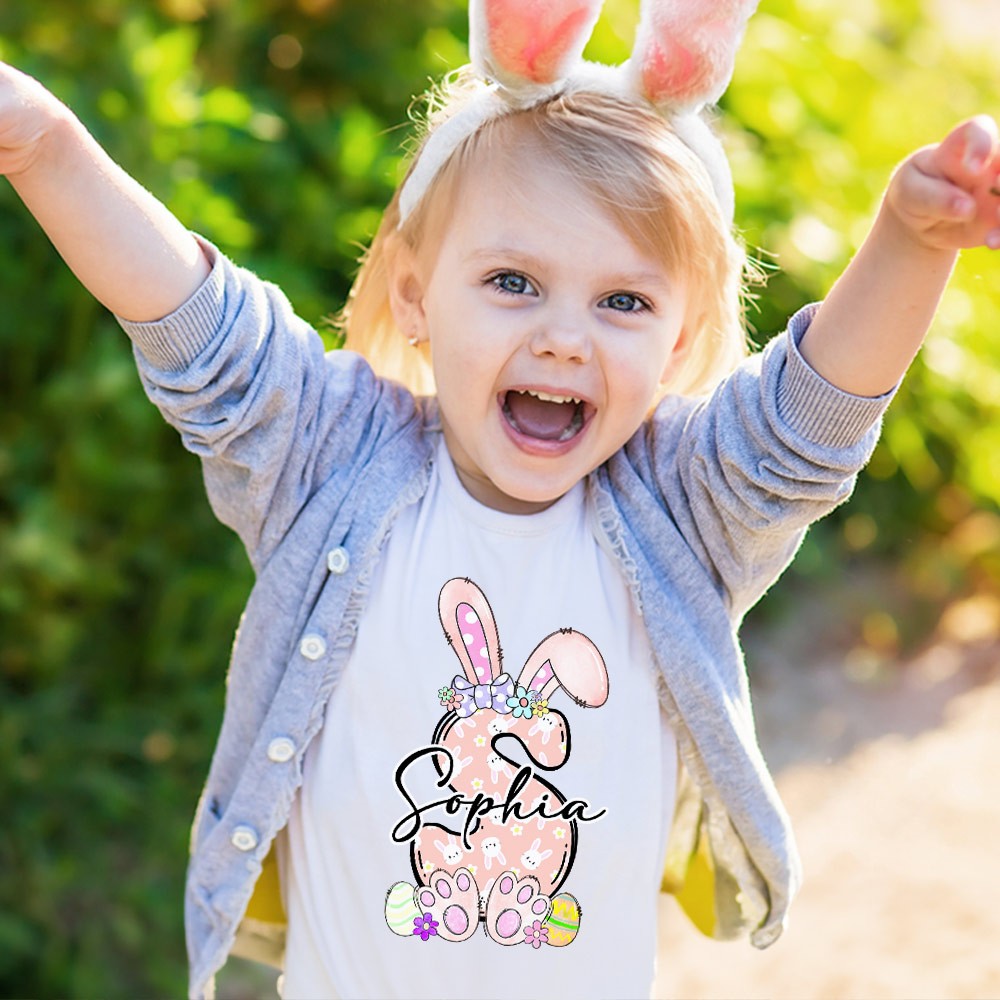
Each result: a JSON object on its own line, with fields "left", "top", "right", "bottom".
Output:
{"left": 662, "top": 818, "right": 717, "bottom": 938}
{"left": 544, "top": 892, "right": 581, "bottom": 947}
{"left": 243, "top": 844, "right": 287, "bottom": 925}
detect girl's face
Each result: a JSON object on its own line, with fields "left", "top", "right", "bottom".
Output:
{"left": 395, "top": 150, "right": 689, "bottom": 514}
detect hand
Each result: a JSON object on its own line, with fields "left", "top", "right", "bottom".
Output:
{"left": 1, "top": 60, "right": 209, "bottom": 321}
{"left": 885, "top": 115, "right": 1000, "bottom": 252}
{"left": 0, "top": 61, "right": 72, "bottom": 178}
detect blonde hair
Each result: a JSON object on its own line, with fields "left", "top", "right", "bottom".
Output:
{"left": 339, "top": 69, "right": 750, "bottom": 399}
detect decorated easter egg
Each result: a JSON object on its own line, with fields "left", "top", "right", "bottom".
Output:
{"left": 384, "top": 881, "right": 420, "bottom": 937}
{"left": 544, "top": 892, "right": 581, "bottom": 947}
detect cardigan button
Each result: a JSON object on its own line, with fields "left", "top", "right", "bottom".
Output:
{"left": 230, "top": 825, "right": 258, "bottom": 852}
{"left": 299, "top": 634, "right": 327, "bottom": 661}
{"left": 267, "top": 737, "right": 296, "bottom": 763}
{"left": 327, "top": 546, "right": 350, "bottom": 575}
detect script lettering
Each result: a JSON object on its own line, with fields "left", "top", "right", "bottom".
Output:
{"left": 391, "top": 745, "right": 605, "bottom": 847}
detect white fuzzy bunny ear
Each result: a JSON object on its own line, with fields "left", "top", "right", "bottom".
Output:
{"left": 470, "top": 0, "right": 604, "bottom": 94}
{"left": 629, "top": 0, "right": 758, "bottom": 113}
{"left": 399, "top": 0, "right": 757, "bottom": 226}
{"left": 400, "top": 0, "right": 603, "bottom": 223}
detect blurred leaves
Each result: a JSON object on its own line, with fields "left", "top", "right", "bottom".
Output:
{"left": 0, "top": 0, "right": 998, "bottom": 996}
{"left": 721, "top": 0, "right": 1000, "bottom": 635}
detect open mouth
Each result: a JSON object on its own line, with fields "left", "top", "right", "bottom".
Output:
{"left": 501, "top": 389, "right": 590, "bottom": 443}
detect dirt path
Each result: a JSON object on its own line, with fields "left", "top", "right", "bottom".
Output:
{"left": 654, "top": 609, "right": 1000, "bottom": 1000}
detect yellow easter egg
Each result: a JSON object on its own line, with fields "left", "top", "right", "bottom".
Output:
{"left": 384, "top": 881, "right": 420, "bottom": 937}
{"left": 544, "top": 892, "right": 581, "bottom": 947}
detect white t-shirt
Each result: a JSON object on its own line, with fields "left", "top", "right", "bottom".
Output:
{"left": 278, "top": 439, "right": 677, "bottom": 999}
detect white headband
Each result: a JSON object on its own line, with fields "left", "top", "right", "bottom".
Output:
{"left": 398, "top": 0, "right": 758, "bottom": 227}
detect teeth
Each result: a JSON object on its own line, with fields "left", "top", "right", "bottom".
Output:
{"left": 558, "top": 405, "right": 585, "bottom": 442}
{"left": 524, "top": 389, "right": 582, "bottom": 405}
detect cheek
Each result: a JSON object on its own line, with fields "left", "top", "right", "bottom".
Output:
{"left": 430, "top": 349, "right": 497, "bottom": 425}
{"left": 608, "top": 356, "right": 663, "bottom": 417}
{"left": 429, "top": 322, "right": 509, "bottom": 397}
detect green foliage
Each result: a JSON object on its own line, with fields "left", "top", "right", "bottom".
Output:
{"left": 724, "top": 0, "right": 1000, "bottom": 629}
{"left": 0, "top": 0, "right": 997, "bottom": 996}
{"left": 0, "top": 1, "right": 469, "bottom": 995}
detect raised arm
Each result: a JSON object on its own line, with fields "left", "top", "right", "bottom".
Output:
{"left": 798, "top": 115, "right": 1000, "bottom": 397}
{"left": 0, "top": 61, "right": 209, "bottom": 322}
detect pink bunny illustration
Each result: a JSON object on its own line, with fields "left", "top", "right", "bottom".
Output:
{"left": 396, "top": 577, "right": 608, "bottom": 945}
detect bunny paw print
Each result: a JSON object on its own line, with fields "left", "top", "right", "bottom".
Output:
{"left": 484, "top": 871, "right": 553, "bottom": 946}
{"left": 414, "top": 867, "right": 481, "bottom": 943}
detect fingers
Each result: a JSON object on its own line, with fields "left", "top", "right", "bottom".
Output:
{"left": 895, "top": 116, "right": 1000, "bottom": 249}
{"left": 894, "top": 157, "right": 989, "bottom": 229}
{"left": 933, "top": 115, "right": 999, "bottom": 186}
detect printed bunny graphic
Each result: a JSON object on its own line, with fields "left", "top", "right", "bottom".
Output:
{"left": 385, "top": 577, "right": 609, "bottom": 948}
{"left": 434, "top": 833, "right": 465, "bottom": 866}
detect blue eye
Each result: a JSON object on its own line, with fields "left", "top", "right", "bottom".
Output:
{"left": 489, "top": 271, "right": 536, "bottom": 296}
{"left": 601, "top": 292, "right": 649, "bottom": 313}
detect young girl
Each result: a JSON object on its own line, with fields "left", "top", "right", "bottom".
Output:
{"left": 2, "top": 1, "right": 998, "bottom": 997}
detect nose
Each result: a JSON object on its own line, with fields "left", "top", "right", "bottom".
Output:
{"left": 528, "top": 307, "right": 593, "bottom": 364}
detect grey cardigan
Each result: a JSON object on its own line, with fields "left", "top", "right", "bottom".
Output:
{"left": 120, "top": 244, "right": 891, "bottom": 1000}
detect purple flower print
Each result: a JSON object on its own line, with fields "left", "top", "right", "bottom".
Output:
{"left": 523, "top": 920, "right": 549, "bottom": 949}
{"left": 413, "top": 913, "right": 439, "bottom": 941}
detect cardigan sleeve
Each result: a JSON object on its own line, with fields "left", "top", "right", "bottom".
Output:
{"left": 116, "top": 239, "right": 418, "bottom": 571}
{"left": 639, "top": 305, "right": 895, "bottom": 619}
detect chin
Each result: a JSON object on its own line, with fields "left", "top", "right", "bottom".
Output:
{"left": 495, "top": 471, "right": 582, "bottom": 508}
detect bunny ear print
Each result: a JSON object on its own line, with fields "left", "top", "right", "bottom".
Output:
{"left": 439, "top": 578, "right": 503, "bottom": 685}
{"left": 470, "top": 0, "right": 604, "bottom": 92}
{"left": 518, "top": 629, "right": 609, "bottom": 708}
{"left": 629, "top": 0, "right": 758, "bottom": 113}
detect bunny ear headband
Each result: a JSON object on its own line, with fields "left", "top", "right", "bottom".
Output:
{"left": 398, "top": 0, "right": 759, "bottom": 226}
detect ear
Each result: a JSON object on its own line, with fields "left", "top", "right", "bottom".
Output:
{"left": 518, "top": 629, "right": 608, "bottom": 707}
{"left": 629, "top": 0, "right": 758, "bottom": 113}
{"left": 439, "top": 578, "right": 504, "bottom": 684}
{"left": 386, "top": 239, "right": 428, "bottom": 345}
{"left": 659, "top": 323, "right": 692, "bottom": 384}
{"left": 470, "top": 0, "right": 604, "bottom": 92}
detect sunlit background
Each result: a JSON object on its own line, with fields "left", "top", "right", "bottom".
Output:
{"left": 0, "top": 1, "right": 997, "bottom": 997}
